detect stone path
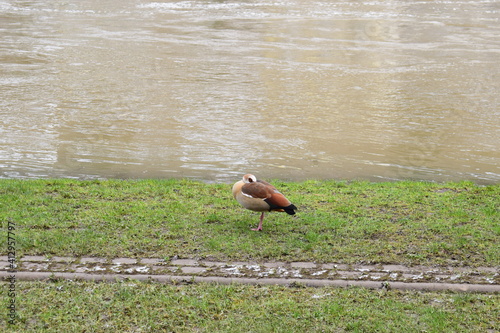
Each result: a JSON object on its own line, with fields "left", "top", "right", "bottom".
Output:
{"left": 1, "top": 256, "right": 499, "bottom": 292}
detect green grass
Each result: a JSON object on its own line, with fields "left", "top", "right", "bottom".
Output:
{"left": 2, "top": 281, "right": 499, "bottom": 332}
{"left": 0, "top": 179, "right": 498, "bottom": 266}
{"left": 1, "top": 179, "right": 498, "bottom": 332}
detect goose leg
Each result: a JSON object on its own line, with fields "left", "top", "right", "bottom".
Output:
{"left": 251, "top": 212, "right": 265, "bottom": 231}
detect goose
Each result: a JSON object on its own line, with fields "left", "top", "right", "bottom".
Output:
{"left": 232, "top": 174, "right": 297, "bottom": 231}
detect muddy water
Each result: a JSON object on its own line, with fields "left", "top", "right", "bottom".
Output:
{"left": 1, "top": 1, "right": 499, "bottom": 183}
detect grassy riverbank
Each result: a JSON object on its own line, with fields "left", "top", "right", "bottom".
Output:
{"left": 1, "top": 281, "right": 497, "bottom": 332}
{"left": 1, "top": 178, "right": 498, "bottom": 267}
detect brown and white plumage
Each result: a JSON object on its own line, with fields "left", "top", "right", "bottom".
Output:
{"left": 232, "top": 174, "right": 297, "bottom": 231}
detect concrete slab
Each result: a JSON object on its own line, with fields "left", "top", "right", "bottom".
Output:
{"left": 50, "top": 256, "right": 75, "bottom": 263}
{"left": 263, "top": 262, "right": 288, "bottom": 268}
{"left": 199, "top": 261, "right": 227, "bottom": 267}
{"left": 152, "top": 266, "right": 178, "bottom": 273}
{"left": 112, "top": 258, "right": 137, "bottom": 265}
{"left": 291, "top": 262, "right": 316, "bottom": 269}
{"left": 0, "top": 261, "right": 11, "bottom": 270}
{"left": 171, "top": 259, "right": 198, "bottom": 266}
{"left": 21, "top": 256, "right": 47, "bottom": 262}
{"left": 3, "top": 271, "right": 499, "bottom": 293}
{"left": 22, "top": 262, "right": 49, "bottom": 271}
{"left": 383, "top": 265, "right": 411, "bottom": 272}
{"left": 181, "top": 266, "right": 207, "bottom": 274}
{"left": 140, "top": 258, "right": 163, "bottom": 265}
{"left": 80, "top": 257, "right": 108, "bottom": 264}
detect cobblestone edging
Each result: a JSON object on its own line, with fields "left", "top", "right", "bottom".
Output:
{"left": 1, "top": 256, "right": 499, "bottom": 292}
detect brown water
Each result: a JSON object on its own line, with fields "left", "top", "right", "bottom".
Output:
{"left": 1, "top": 1, "right": 499, "bottom": 183}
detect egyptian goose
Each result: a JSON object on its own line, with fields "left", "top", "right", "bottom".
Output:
{"left": 232, "top": 174, "right": 297, "bottom": 231}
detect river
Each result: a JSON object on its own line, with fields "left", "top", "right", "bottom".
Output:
{"left": 1, "top": 0, "right": 499, "bottom": 183}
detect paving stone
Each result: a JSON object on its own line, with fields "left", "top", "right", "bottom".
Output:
{"left": 109, "top": 265, "right": 123, "bottom": 273}
{"left": 321, "top": 263, "right": 349, "bottom": 270}
{"left": 23, "top": 262, "right": 49, "bottom": 271}
{"left": 335, "top": 264, "right": 350, "bottom": 271}
{"left": 434, "top": 274, "right": 451, "bottom": 281}
{"left": 171, "top": 259, "right": 198, "bottom": 266}
{"left": 382, "top": 265, "right": 411, "bottom": 272}
{"left": 22, "top": 256, "right": 47, "bottom": 262}
{"left": 152, "top": 266, "right": 178, "bottom": 273}
{"left": 124, "top": 266, "right": 150, "bottom": 274}
{"left": 50, "top": 256, "right": 75, "bottom": 263}
{"left": 112, "top": 258, "right": 137, "bottom": 265}
{"left": 88, "top": 265, "right": 107, "bottom": 272}
{"left": 263, "top": 262, "right": 288, "bottom": 268}
{"left": 311, "top": 270, "right": 328, "bottom": 276}
{"left": 140, "top": 258, "right": 163, "bottom": 265}
{"left": 291, "top": 262, "right": 316, "bottom": 269}
{"left": 412, "top": 266, "right": 435, "bottom": 273}
{"left": 181, "top": 266, "right": 206, "bottom": 274}
{"left": 354, "top": 265, "right": 378, "bottom": 272}
{"left": 75, "top": 266, "right": 89, "bottom": 273}
{"left": 476, "top": 267, "right": 498, "bottom": 273}
{"left": 199, "top": 261, "right": 226, "bottom": 267}
{"left": 80, "top": 257, "right": 107, "bottom": 264}
{"left": 227, "top": 261, "right": 251, "bottom": 266}
{"left": 50, "top": 263, "right": 71, "bottom": 271}
{"left": 401, "top": 273, "right": 417, "bottom": 280}
{"left": 366, "top": 272, "right": 386, "bottom": 279}
{"left": 337, "top": 271, "right": 361, "bottom": 279}
{"left": 447, "top": 266, "right": 471, "bottom": 273}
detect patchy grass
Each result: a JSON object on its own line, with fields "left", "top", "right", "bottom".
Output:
{"left": 0, "top": 179, "right": 498, "bottom": 266}
{"left": 3, "top": 280, "right": 499, "bottom": 332}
